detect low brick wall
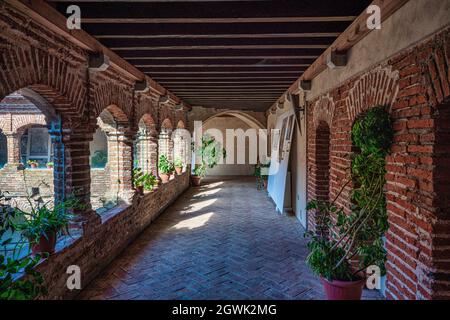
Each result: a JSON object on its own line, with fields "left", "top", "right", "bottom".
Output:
{"left": 0, "top": 166, "right": 112, "bottom": 209}
{"left": 34, "top": 172, "right": 190, "bottom": 299}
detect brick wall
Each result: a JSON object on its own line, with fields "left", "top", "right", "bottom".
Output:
{"left": 36, "top": 172, "right": 190, "bottom": 299}
{"left": 307, "top": 27, "right": 450, "bottom": 299}
{"left": 0, "top": 1, "right": 191, "bottom": 299}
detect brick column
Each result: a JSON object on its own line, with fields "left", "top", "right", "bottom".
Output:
{"left": 106, "top": 130, "right": 134, "bottom": 203}
{"left": 158, "top": 129, "right": 173, "bottom": 162}
{"left": 4, "top": 132, "right": 21, "bottom": 165}
{"left": 173, "top": 132, "right": 188, "bottom": 170}
{"left": 136, "top": 132, "right": 158, "bottom": 177}
{"left": 61, "top": 122, "right": 101, "bottom": 234}
{"left": 149, "top": 135, "right": 159, "bottom": 177}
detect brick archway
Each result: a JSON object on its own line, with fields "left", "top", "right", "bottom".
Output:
{"left": 91, "top": 81, "right": 133, "bottom": 121}
{"left": 94, "top": 105, "right": 134, "bottom": 208}
{"left": 0, "top": 47, "right": 86, "bottom": 118}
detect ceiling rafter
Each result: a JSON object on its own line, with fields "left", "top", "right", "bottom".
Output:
{"left": 47, "top": 0, "right": 374, "bottom": 110}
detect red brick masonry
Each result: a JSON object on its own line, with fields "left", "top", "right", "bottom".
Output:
{"left": 307, "top": 28, "right": 450, "bottom": 299}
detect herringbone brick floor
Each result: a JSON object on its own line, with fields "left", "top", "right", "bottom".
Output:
{"left": 77, "top": 176, "right": 382, "bottom": 300}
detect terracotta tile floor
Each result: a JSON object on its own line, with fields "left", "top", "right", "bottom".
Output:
{"left": 77, "top": 176, "right": 382, "bottom": 300}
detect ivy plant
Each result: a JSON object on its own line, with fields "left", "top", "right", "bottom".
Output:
{"left": 305, "top": 106, "right": 393, "bottom": 281}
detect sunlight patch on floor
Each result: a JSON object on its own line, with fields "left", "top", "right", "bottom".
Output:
{"left": 193, "top": 187, "right": 221, "bottom": 197}
{"left": 203, "top": 181, "right": 224, "bottom": 189}
{"left": 188, "top": 198, "right": 217, "bottom": 212}
{"left": 172, "top": 212, "right": 214, "bottom": 230}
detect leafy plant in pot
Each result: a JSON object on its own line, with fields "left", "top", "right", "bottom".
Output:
{"left": 27, "top": 160, "right": 39, "bottom": 169}
{"left": 191, "top": 135, "right": 226, "bottom": 186}
{"left": 305, "top": 106, "right": 393, "bottom": 300}
{"left": 158, "top": 154, "right": 174, "bottom": 184}
{"left": 174, "top": 157, "right": 184, "bottom": 175}
{"left": 1, "top": 190, "right": 47, "bottom": 300}
{"left": 133, "top": 168, "right": 158, "bottom": 195}
{"left": 191, "top": 164, "right": 206, "bottom": 186}
{"left": 12, "top": 197, "right": 81, "bottom": 255}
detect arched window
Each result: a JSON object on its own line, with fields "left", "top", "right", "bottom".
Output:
{"left": 0, "top": 89, "right": 70, "bottom": 256}
{"left": 90, "top": 106, "right": 133, "bottom": 214}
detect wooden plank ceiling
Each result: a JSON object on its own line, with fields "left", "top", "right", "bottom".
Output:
{"left": 47, "top": 0, "right": 372, "bottom": 111}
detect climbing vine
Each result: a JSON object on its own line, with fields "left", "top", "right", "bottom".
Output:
{"left": 349, "top": 105, "right": 393, "bottom": 276}
{"left": 305, "top": 105, "right": 393, "bottom": 281}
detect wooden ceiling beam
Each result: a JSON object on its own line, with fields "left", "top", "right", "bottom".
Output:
{"left": 158, "top": 78, "right": 292, "bottom": 83}
{"left": 270, "top": 0, "right": 410, "bottom": 110}
{"left": 135, "top": 64, "right": 310, "bottom": 68}
{"left": 82, "top": 16, "right": 357, "bottom": 24}
{"left": 124, "top": 55, "right": 319, "bottom": 60}
{"left": 161, "top": 85, "right": 292, "bottom": 88}
{"left": 112, "top": 44, "right": 329, "bottom": 51}
{"left": 5, "top": 0, "right": 189, "bottom": 108}
{"left": 94, "top": 32, "right": 340, "bottom": 39}
{"left": 145, "top": 71, "right": 303, "bottom": 74}
{"left": 152, "top": 76, "right": 298, "bottom": 80}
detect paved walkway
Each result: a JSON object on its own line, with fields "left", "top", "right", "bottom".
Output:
{"left": 78, "top": 176, "right": 381, "bottom": 300}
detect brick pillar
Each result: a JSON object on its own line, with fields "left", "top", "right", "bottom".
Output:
{"left": 136, "top": 132, "right": 158, "bottom": 176}
{"left": 158, "top": 129, "right": 173, "bottom": 162}
{"left": 61, "top": 122, "right": 101, "bottom": 234}
{"left": 4, "top": 132, "right": 21, "bottom": 165}
{"left": 149, "top": 135, "right": 158, "bottom": 177}
{"left": 106, "top": 130, "right": 134, "bottom": 203}
{"left": 173, "top": 132, "right": 188, "bottom": 171}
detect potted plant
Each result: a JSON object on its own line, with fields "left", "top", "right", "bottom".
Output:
{"left": 174, "top": 157, "right": 184, "bottom": 175}
{"left": 305, "top": 106, "right": 392, "bottom": 300}
{"left": 133, "top": 168, "right": 159, "bottom": 195}
{"left": 12, "top": 197, "right": 80, "bottom": 255}
{"left": 191, "top": 164, "right": 206, "bottom": 186}
{"left": 46, "top": 162, "right": 54, "bottom": 169}
{"left": 1, "top": 191, "right": 46, "bottom": 299}
{"left": 191, "top": 135, "right": 226, "bottom": 186}
{"left": 27, "top": 160, "right": 39, "bottom": 169}
{"left": 144, "top": 173, "right": 158, "bottom": 192}
{"left": 158, "top": 154, "right": 174, "bottom": 184}
{"left": 133, "top": 167, "right": 146, "bottom": 195}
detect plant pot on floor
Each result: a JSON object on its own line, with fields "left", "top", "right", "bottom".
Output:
{"left": 175, "top": 167, "right": 183, "bottom": 175}
{"left": 31, "top": 232, "right": 57, "bottom": 255}
{"left": 191, "top": 175, "right": 202, "bottom": 186}
{"left": 321, "top": 277, "right": 365, "bottom": 300}
{"left": 159, "top": 173, "right": 170, "bottom": 183}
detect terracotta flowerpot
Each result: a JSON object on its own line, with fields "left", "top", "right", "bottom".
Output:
{"left": 159, "top": 173, "right": 170, "bottom": 183}
{"left": 30, "top": 163, "right": 38, "bottom": 169}
{"left": 31, "top": 232, "right": 57, "bottom": 255}
{"left": 191, "top": 175, "right": 202, "bottom": 186}
{"left": 135, "top": 185, "right": 144, "bottom": 195}
{"left": 321, "top": 277, "right": 365, "bottom": 300}
{"left": 175, "top": 167, "right": 183, "bottom": 175}
{"left": 46, "top": 165, "right": 53, "bottom": 170}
